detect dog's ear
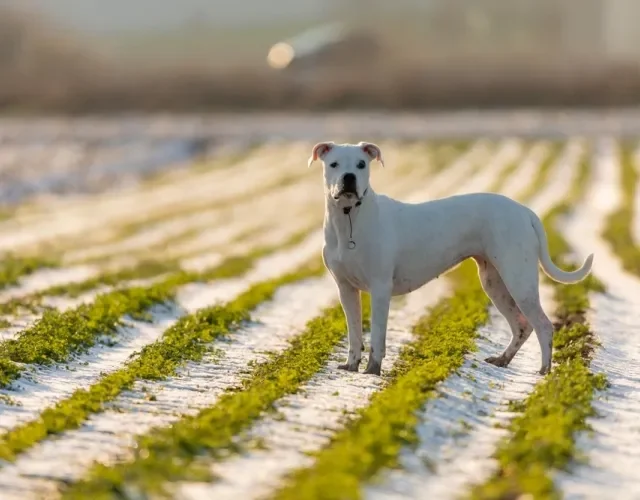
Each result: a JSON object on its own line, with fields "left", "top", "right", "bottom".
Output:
{"left": 359, "top": 142, "right": 384, "bottom": 167}
{"left": 308, "top": 142, "right": 334, "bottom": 167}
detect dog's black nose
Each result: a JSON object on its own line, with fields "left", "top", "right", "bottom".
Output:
{"left": 342, "top": 173, "right": 357, "bottom": 192}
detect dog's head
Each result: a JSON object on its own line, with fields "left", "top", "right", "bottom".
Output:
{"left": 307, "top": 141, "right": 384, "bottom": 208}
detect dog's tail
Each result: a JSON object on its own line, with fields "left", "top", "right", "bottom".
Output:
{"left": 530, "top": 212, "right": 594, "bottom": 284}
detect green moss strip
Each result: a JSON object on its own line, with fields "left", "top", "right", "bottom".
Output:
{"left": 60, "top": 280, "right": 371, "bottom": 499}
{"left": 468, "top": 152, "right": 608, "bottom": 500}
{"left": 0, "top": 259, "right": 182, "bottom": 319}
{"left": 0, "top": 254, "right": 59, "bottom": 291}
{"left": 0, "top": 259, "right": 326, "bottom": 464}
{"left": 0, "top": 229, "right": 313, "bottom": 388}
{"left": 601, "top": 143, "right": 640, "bottom": 276}
{"left": 433, "top": 141, "right": 474, "bottom": 167}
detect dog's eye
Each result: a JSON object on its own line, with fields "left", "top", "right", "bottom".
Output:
{"left": 330, "top": 162, "right": 338, "bottom": 168}
{"left": 357, "top": 160, "right": 366, "bottom": 169}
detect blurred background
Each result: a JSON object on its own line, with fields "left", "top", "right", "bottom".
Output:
{"left": 2, "top": 0, "right": 640, "bottom": 112}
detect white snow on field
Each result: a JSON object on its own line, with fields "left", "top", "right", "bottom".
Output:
{"left": 0, "top": 275, "right": 338, "bottom": 499}
{"left": 0, "top": 314, "right": 40, "bottom": 342}
{"left": 554, "top": 138, "right": 640, "bottom": 500}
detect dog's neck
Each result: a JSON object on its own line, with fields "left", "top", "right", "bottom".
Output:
{"left": 324, "top": 188, "right": 373, "bottom": 249}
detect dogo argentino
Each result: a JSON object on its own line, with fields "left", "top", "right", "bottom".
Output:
{"left": 309, "top": 141, "right": 594, "bottom": 376}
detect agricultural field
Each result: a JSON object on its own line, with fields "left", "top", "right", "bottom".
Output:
{"left": 0, "top": 114, "right": 638, "bottom": 499}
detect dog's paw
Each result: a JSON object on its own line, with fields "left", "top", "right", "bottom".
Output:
{"left": 364, "top": 357, "right": 382, "bottom": 376}
{"left": 337, "top": 361, "right": 360, "bottom": 372}
{"left": 485, "top": 356, "right": 509, "bottom": 368}
{"left": 538, "top": 364, "right": 551, "bottom": 376}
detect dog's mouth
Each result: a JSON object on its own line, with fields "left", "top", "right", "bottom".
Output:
{"left": 333, "top": 189, "right": 360, "bottom": 200}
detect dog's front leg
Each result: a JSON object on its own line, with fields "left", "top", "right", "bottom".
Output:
{"left": 336, "top": 280, "right": 363, "bottom": 372}
{"left": 365, "top": 285, "right": 392, "bottom": 375}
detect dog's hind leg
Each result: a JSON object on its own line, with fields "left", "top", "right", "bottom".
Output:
{"left": 336, "top": 280, "right": 363, "bottom": 372}
{"left": 475, "top": 257, "right": 533, "bottom": 368}
{"left": 490, "top": 249, "right": 555, "bottom": 375}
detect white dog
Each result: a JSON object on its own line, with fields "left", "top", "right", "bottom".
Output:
{"left": 309, "top": 141, "right": 594, "bottom": 376}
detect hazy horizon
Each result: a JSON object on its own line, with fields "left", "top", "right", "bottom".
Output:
{"left": 9, "top": 0, "right": 328, "bottom": 33}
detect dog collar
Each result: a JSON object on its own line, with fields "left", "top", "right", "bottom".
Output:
{"left": 342, "top": 188, "right": 367, "bottom": 249}
{"left": 342, "top": 188, "right": 368, "bottom": 215}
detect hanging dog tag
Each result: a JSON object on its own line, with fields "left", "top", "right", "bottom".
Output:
{"left": 348, "top": 240, "right": 356, "bottom": 249}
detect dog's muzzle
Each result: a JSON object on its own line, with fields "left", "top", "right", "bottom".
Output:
{"left": 334, "top": 173, "right": 358, "bottom": 199}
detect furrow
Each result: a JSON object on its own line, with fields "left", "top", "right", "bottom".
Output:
{"left": 516, "top": 141, "right": 562, "bottom": 203}
{"left": 0, "top": 275, "right": 338, "bottom": 499}
{"left": 363, "top": 140, "right": 578, "bottom": 499}
{"left": 455, "top": 139, "right": 523, "bottom": 196}
{"left": 0, "top": 221, "right": 309, "bottom": 344}
{"left": 425, "top": 140, "right": 492, "bottom": 199}
{"left": 188, "top": 139, "right": 535, "bottom": 500}
{"left": 525, "top": 139, "right": 584, "bottom": 213}
{"left": 499, "top": 141, "right": 550, "bottom": 199}
{"left": 0, "top": 266, "right": 99, "bottom": 304}
{"left": 486, "top": 141, "right": 530, "bottom": 193}
{"left": 0, "top": 140, "right": 428, "bottom": 315}
{"left": 553, "top": 138, "right": 640, "bottom": 499}
{"left": 173, "top": 139, "right": 525, "bottom": 497}
{"left": 0, "top": 231, "right": 324, "bottom": 431}
{"left": 59, "top": 284, "right": 374, "bottom": 498}
{"left": 62, "top": 144, "right": 314, "bottom": 265}
{"left": 178, "top": 280, "right": 450, "bottom": 500}
{"left": 0, "top": 144, "right": 289, "bottom": 304}
{"left": 0, "top": 142, "right": 291, "bottom": 255}
{"left": 0, "top": 224, "right": 322, "bottom": 388}
{"left": 0, "top": 141, "right": 458, "bottom": 336}
{"left": 21, "top": 140, "right": 484, "bottom": 496}
{"left": 263, "top": 257, "right": 490, "bottom": 500}
{"left": 0, "top": 142, "right": 472, "bottom": 479}
{"left": 467, "top": 141, "right": 606, "bottom": 498}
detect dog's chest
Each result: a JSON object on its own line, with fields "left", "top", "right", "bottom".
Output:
{"left": 324, "top": 245, "right": 371, "bottom": 291}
